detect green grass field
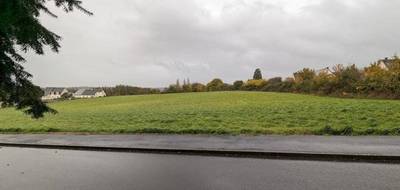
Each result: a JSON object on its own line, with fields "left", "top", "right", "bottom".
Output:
{"left": 1, "top": 91, "right": 400, "bottom": 135}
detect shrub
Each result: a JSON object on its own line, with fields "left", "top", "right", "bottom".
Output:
{"left": 243, "top": 79, "right": 267, "bottom": 91}
{"left": 263, "top": 77, "right": 283, "bottom": 91}
{"left": 331, "top": 64, "right": 362, "bottom": 94}
{"left": 293, "top": 68, "right": 316, "bottom": 93}
{"left": 191, "top": 83, "right": 207, "bottom": 92}
{"left": 233, "top": 80, "right": 244, "bottom": 90}
{"left": 206, "top": 78, "right": 224, "bottom": 91}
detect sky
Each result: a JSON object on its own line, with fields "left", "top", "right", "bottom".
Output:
{"left": 25, "top": 0, "right": 400, "bottom": 87}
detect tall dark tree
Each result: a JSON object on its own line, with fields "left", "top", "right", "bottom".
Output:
{"left": 182, "top": 78, "right": 192, "bottom": 92}
{"left": 0, "top": 0, "right": 91, "bottom": 118}
{"left": 253, "top": 68, "right": 262, "bottom": 80}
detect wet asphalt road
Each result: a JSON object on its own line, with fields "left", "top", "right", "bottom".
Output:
{"left": 0, "top": 147, "right": 399, "bottom": 190}
{"left": 2, "top": 134, "right": 400, "bottom": 156}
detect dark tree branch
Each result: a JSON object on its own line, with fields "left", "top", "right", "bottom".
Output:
{"left": 0, "top": 0, "right": 91, "bottom": 118}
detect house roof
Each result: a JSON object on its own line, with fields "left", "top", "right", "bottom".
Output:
{"left": 73, "top": 89, "right": 86, "bottom": 96}
{"left": 81, "top": 89, "right": 98, "bottom": 96}
{"left": 43, "top": 87, "right": 67, "bottom": 96}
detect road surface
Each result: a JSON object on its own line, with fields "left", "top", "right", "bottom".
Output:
{"left": 1, "top": 134, "right": 399, "bottom": 156}
{"left": 0, "top": 147, "right": 399, "bottom": 190}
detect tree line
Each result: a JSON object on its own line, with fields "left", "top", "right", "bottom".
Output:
{"left": 101, "top": 56, "right": 400, "bottom": 99}
{"left": 103, "top": 85, "right": 160, "bottom": 96}
{"left": 165, "top": 56, "right": 400, "bottom": 99}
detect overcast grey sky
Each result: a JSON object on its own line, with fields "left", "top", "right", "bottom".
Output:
{"left": 25, "top": 0, "right": 400, "bottom": 87}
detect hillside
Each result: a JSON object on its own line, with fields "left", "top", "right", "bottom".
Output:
{"left": 1, "top": 92, "right": 400, "bottom": 135}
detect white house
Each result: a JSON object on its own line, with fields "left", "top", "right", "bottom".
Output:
{"left": 377, "top": 57, "right": 395, "bottom": 70}
{"left": 41, "top": 88, "right": 68, "bottom": 100}
{"left": 316, "top": 67, "right": 332, "bottom": 74}
{"left": 73, "top": 88, "right": 106, "bottom": 98}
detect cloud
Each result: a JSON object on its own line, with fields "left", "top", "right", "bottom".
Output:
{"left": 24, "top": 0, "right": 400, "bottom": 87}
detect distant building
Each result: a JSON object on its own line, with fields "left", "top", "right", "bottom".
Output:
{"left": 156, "top": 87, "right": 168, "bottom": 93}
{"left": 316, "top": 67, "right": 332, "bottom": 74}
{"left": 73, "top": 88, "right": 106, "bottom": 98}
{"left": 41, "top": 88, "right": 68, "bottom": 100}
{"left": 377, "top": 57, "right": 395, "bottom": 70}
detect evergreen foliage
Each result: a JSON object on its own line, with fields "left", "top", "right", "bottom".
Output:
{"left": 253, "top": 68, "right": 262, "bottom": 80}
{"left": 0, "top": 0, "right": 91, "bottom": 118}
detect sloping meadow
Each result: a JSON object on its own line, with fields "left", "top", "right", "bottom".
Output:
{"left": 1, "top": 91, "right": 400, "bottom": 135}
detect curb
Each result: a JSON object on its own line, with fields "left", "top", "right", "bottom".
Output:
{"left": 0, "top": 142, "right": 399, "bottom": 164}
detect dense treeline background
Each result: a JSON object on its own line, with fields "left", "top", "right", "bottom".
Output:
{"left": 164, "top": 56, "right": 400, "bottom": 99}
{"left": 103, "top": 85, "right": 160, "bottom": 96}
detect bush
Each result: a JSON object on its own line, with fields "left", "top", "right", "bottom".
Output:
{"left": 242, "top": 79, "right": 267, "bottom": 91}
{"left": 263, "top": 77, "right": 283, "bottom": 91}
{"left": 293, "top": 68, "right": 316, "bottom": 93}
{"left": 331, "top": 64, "right": 362, "bottom": 94}
{"left": 233, "top": 80, "right": 244, "bottom": 90}
{"left": 222, "top": 83, "right": 233, "bottom": 91}
{"left": 206, "top": 78, "right": 224, "bottom": 91}
{"left": 191, "top": 83, "right": 207, "bottom": 92}
{"left": 61, "top": 92, "right": 73, "bottom": 100}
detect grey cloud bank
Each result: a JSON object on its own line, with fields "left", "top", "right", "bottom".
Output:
{"left": 25, "top": 0, "right": 400, "bottom": 87}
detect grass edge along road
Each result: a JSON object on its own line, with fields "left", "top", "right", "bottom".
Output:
{"left": 1, "top": 91, "right": 400, "bottom": 135}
